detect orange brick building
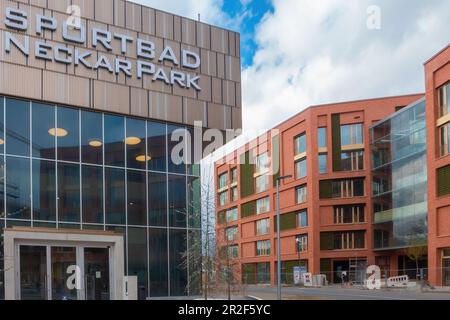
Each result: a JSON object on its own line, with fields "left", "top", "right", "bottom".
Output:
{"left": 215, "top": 43, "right": 450, "bottom": 287}
{"left": 425, "top": 44, "right": 450, "bottom": 286}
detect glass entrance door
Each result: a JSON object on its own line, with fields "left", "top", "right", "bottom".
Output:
{"left": 51, "top": 246, "right": 78, "bottom": 300}
{"left": 84, "top": 247, "right": 110, "bottom": 300}
{"left": 19, "top": 246, "right": 47, "bottom": 300}
{"left": 18, "top": 244, "right": 111, "bottom": 300}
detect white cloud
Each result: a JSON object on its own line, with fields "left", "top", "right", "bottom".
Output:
{"left": 242, "top": 0, "right": 450, "bottom": 131}
{"left": 129, "top": 0, "right": 241, "bottom": 30}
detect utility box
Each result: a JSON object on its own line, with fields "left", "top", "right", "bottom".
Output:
{"left": 123, "top": 276, "right": 138, "bottom": 300}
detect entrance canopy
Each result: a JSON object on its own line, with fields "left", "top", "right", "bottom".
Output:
{"left": 3, "top": 227, "right": 125, "bottom": 300}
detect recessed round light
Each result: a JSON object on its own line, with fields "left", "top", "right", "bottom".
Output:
{"left": 89, "top": 139, "right": 103, "bottom": 147}
{"left": 0, "top": 138, "right": 4, "bottom": 145}
{"left": 136, "top": 155, "right": 152, "bottom": 162}
{"left": 125, "top": 136, "right": 142, "bottom": 145}
{"left": 48, "top": 128, "right": 68, "bottom": 137}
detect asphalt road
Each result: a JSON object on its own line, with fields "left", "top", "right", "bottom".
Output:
{"left": 246, "top": 285, "right": 450, "bottom": 300}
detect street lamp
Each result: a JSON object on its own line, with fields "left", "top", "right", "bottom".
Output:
{"left": 275, "top": 174, "right": 292, "bottom": 300}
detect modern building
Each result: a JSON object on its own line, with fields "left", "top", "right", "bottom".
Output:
{"left": 370, "top": 98, "right": 428, "bottom": 279}
{"left": 0, "top": 0, "right": 242, "bottom": 299}
{"left": 215, "top": 43, "right": 450, "bottom": 287}
{"left": 215, "top": 94, "right": 423, "bottom": 285}
{"left": 425, "top": 45, "right": 450, "bottom": 286}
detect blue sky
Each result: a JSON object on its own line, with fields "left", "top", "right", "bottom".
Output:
{"left": 220, "top": 0, "right": 273, "bottom": 66}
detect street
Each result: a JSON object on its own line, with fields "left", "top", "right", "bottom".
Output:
{"left": 245, "top": 285, "right": 450, "bottom": 300}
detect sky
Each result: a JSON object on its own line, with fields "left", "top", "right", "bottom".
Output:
{"left": 132, "top": 0, "right": 450, "bottom": 134}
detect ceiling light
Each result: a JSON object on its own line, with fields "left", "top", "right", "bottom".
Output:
{"left": 125, "top": 137, "right": 142, "bottom": 145}
{"left": 0, "top": 138, "right": 4, "bottom": 145}
{"left": 89, "top": 139, "right": 103, "bottom": 147}
{"left": 136, "top": 155, "right": 151, "bottom": 162}
{"left": 48, "top": 128, "right": 68, "bottom": 137}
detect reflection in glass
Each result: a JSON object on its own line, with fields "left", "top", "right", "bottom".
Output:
{"left": 58, "top": 162, "right": 80, "bottom": 222}
{"left": 0, "top": 97, "right": 4, "bottom": 154}
{"left": 57, "top": 107, "right": 79, "bottom": 162}
{"left": 148, "top": 172, "right": 167, "bottom": 226}
{"left": 318, "top": 127, "right": 327, "bottom": 149}
{"left": 84, "top": 247, "right": 110, "bottom": 300}
{"left": 169, "top": 229, "right": 187, "bottom": 296}
{"left": 168, "top": 125, "right": 186, "bottom": 174}
{"left": 81, "top": 111, "right": 103, "bottom": 164}
{"left": 6, "top": 98, "right": 30, "bottom": 156}
{"left": 82, "top": 165, "right": 103, "bottom": 224}
{"left": 188, "top": 230, "right": 201, "bottom": 295}
{"left": 0, "top": 158, "right": 4, "bottom": 220}
{"left": 126, "top": 118, "right": 146, "bottom": 170}
{"left": 318, "top": 154, "right": 327, "bottom": 174}
{"left": 127, "top": 227, "right": 148, "bottom": 299}
{"left": 104, "top": 115, "right": 125, "bottom": 167}
{"left": 20, "top": 245, "right": 47, "bottom": 300}
{"left": 33, "top": 160, "right": 56, "bottom": 221}
{"left": 187, "top": 177, "right": 201, "bottom": 228}
{"left": 32, "top": 103, "right": 56, "bottom": 159}
{"left": 371, "top": 99, "right": 427, "bottom": 249}
{"left": 127, "top": 170, "right": 146, "bottom": 225}
{"left": 51, "top": 246, "right": 77, "bottom": 300}
{"left": 168, "top": 175, "right": 186, "bottom": 227}
{"left": 148, "top": 228, "right": 168, "bottom": 297}
{"left": 187, "top": 126, "right": 200, "bottom": 176}
{"left": 147, "top": 121, "right": 167, "bottom": 172}
{"left": 105, "top": 167, "right": 126, "bottom": 225}
{"left": 6, "top": 156, "right": 31, "bottom": 219}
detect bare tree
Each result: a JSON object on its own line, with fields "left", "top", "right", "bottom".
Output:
{"left": 181, "top": 160, "right": 218, "bottom": 300}
{"left": 404, "top": 240, "right": 427, "bottom": 280}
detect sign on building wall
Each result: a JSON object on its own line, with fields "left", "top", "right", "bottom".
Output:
{"left": 2, "top": 7, "right": 202, "bottom": 91}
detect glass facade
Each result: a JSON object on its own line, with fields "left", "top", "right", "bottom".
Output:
{"left": 371, "top": 99, "right": 427, "bottom": 249}
{"left": 0, "top": 97, "right": 201, "bottom": 298}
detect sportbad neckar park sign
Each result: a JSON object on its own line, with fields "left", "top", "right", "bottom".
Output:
{"left": 2, "top": 7, "right": 202, "bottom": 91}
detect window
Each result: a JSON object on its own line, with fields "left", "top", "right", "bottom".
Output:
{"left": 341, "top": 124, "right": 363, "bottom": 146}
{"left": 320, "top": 231, "right": 365, "bottom": 250}
{"left": 296, "top": 234, "right": 308, "bottom": 252}
{"left": 297, "top": 210, "right": 308, "bottom": 227}
{"left": 331, "top": 178, "right": 364, "bottom": 198}
{"left": 255, "top": 174, "right": 269, "bottom": 193}
{"left": 295, "top": 133, "right": 307, "bottom": 155}
{"left": 296, "top": 185, "right": 307, "bottom": 204}
{"left": 231, "top": 186, "right": 238, "bottom": 202}
{"left": 231, "top": 168, "right": 238, "bottom": 183}
{"left": 295, "top": 158, "right": 307, "bottom": 179}
{"left": 81, "top": 111, "right": 103, "bottom": 165}
{"left": 334, "top": 205, "right": 365, "bottom": 224}
{"left": 219, "top": 191, "right": 228, "bottom": 206}
{"left": 256, "top": 240, "right": 271, "bottom": 256}
{"left": 226, "top": 226, "right": 238, "bottom": 241}
{"left": 255, "top": 152, "right": 270, "bottom": 173}
{"left": 318, "top": 154, "right": 327, "bottom": 174}
{"left": 228, "top": 245, "right": 239, "bottom": 258}
{"left": 256, "top": 197, "right": 270, "bottom": 214}
{"left": 225, "top": 207, "right": 238, "bottom": 222}
{"left": 218, "top": 172, "right": 228, "bottom": 189}
{"left": 256, "top": 218, "right": 270, "bottom": 235}
{"left": 440, "top": 123, "right": 450, "bottom": 157}
{"left": 104, "top": 114, "right": 125, "bottom": 167}
{"left": 334, "top": 231, "right": 365, "bottom": 249}
{"left": 437, "top": 165, "right": 450, "bottom": 197}
{"left": 438, "top": 82, "right": 450, "bottom": 118}
{"left": 341, "top": 150, "right": 364, "bottom": 171}
{"left": 126, "top": 118, "right": 147, "bottom": 170}
{"left": 318, "top": 127, "right": 327, "bottom": 149}
{"left": 57, "top": 106, "right": 80, "bottom": 162}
